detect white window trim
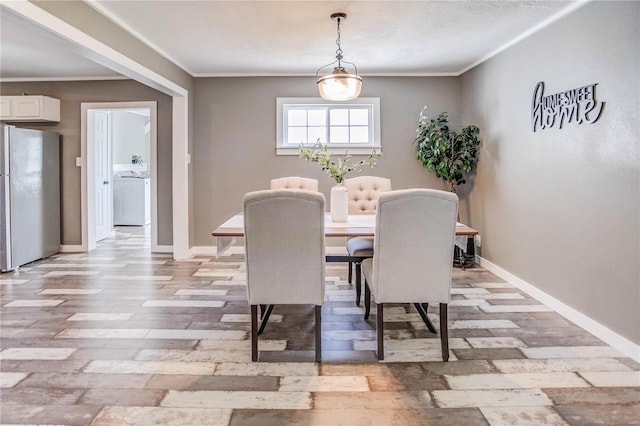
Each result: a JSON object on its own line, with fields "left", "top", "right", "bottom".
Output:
{"left": 276, "top": 97, "right": 381, "bottom": 156}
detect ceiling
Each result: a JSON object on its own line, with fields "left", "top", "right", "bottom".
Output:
{"left": 1, "top": 1, "right": 578, "bottom": 80}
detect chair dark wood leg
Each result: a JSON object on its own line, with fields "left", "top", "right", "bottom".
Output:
{"left": 376, "top": 303, "right": 384, "bottom": 360}
{"left": 355, "top": 262, "right": 362, "bottom": 306}
{"left": 364, "top": 280, "right": 371, "bottom": 320}
{"left": 315, "top": 305, "right": 322, "bottom": 363}
{"left": 258, "top": 304, "right": 274, "bottom": 335}
{"left": 250, "top": 305, "right": 258, "bottom": 362}
{"left": 348, "top": 261, "right": 353, "bottom": 284}
{"left": 414, "top": 303, "right": 437, "bottom": 334}
{"left": 440, "top": 303, "right": 449, "bottom": 362}
{"left": 259, "top": 304, "right": 267, "bottom": 319}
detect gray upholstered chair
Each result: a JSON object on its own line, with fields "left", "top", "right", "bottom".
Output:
{"left": 270, "top": 177, "right": 319, "bottom": 191}
{"left": 344, "top": 176, "right": 391, "bottom": 305}
{"left": 244, "top": 189, "right": 325, "bottom": 362}
{"left": 362, "top": 189, "right": 458, "bottom": 361}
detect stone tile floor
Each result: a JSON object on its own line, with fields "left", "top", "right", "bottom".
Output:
{"left": 0, "top": 226, "right": 638, "bottom": 425}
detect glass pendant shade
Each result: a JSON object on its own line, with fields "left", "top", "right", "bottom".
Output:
{"left": 317, "top": 67, "right": 363, "bottom": 101}
{"left": 316, "top": 13, "right": 362, "bottom": 101}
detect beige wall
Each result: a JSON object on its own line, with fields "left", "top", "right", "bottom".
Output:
{"left": 460, "top": 1, "right": 639, "bottom": 344}
{"left": 1, "top": 80, "right": 174, "bottom": 246}
{"left": 192, "top": 76, "right": 461, "bottom": 246}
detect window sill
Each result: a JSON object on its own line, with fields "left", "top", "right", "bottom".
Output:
{"left": 276, "top": 146, "right": 382, "bottom": 156}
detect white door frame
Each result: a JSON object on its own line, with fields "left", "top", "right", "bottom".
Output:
{"left": 4, "top": 0, "right": 191, "bottom": 259}
{"left": 81, "top": 101, "right": 159, "bottom": 252}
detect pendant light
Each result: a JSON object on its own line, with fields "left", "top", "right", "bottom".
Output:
{"left": 316, "top": 13, "right": 362, "bottom": 101}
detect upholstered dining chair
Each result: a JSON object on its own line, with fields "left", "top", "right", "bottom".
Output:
{"left": 244, "top": 189, "right": 325, "bottom": 362}
{"left": 270, "top": 176, "right": 319, "bottom": 192}
{"left": 343, "top": 176, "right": 391, "bottom": 305}
{"left": 362, "top": 189, "right": 458, "bottom": 361}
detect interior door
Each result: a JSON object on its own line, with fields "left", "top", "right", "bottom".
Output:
{"left": 94, "top": 111, "right": 111, "bottom": 241}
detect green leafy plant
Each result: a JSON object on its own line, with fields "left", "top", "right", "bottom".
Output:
{"left": 131, "top": 155, "right": 143, "bottom": 165}
{"left": 299, "top": 141, "right": 382, "bottom": 184}
{"left": 413, "top": 107, "right": 480, "bottom": 193}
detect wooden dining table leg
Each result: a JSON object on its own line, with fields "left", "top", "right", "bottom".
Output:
{"left": 414, "top": 303, "right": 437, "bottom": 334}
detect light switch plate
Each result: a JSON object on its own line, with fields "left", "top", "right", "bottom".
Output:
{"left": 75, "top": 157, "right": 82, "bottom": 167}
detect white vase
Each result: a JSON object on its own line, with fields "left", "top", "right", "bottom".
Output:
{"left": 330, "top": 183, "right": 349, "bottom": 222}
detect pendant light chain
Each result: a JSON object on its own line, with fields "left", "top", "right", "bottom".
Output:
{"left": 335, "top": 17, "right": 343, "bottom": 67}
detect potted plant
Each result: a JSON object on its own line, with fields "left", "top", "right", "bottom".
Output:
{"left": 299, "top": 142, "right": 382, "bottom": 222}
{"left": 413, "top": 107, "right": 480, "bottom": 193}
{"left": 131, "top": 155, "right": 143, "bottom": 165}
{"left": 414, "top": 107, "right": 480, "bottom": 268}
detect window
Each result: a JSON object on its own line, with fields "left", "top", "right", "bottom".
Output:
{"left": 276, "top": 97, "right": 381, "bottom": 155}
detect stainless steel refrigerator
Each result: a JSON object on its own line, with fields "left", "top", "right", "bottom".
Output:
{"left": 1, "top": 125, "right": 60, "bottom": 272}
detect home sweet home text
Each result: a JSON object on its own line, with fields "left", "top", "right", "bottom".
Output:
{"left": 531, "top": 81, "right": 604, "bottom": 132}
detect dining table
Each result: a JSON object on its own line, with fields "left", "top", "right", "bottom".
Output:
{"left": 212, "top": 213, "right": 479, "bottom": 306}
{"left": 212, "top": 213, "right": 478, "bottom": 255}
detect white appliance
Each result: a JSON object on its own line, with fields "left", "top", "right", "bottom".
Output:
{"left": 113, "top": 174, "right": 150, "bottom": 226}
{"left": 1, "top": 125, "right": 60, "bottom": 272}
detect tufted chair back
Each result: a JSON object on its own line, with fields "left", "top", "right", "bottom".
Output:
{"left": 270, "top": 177, "right": 319, "bottom": 192}
{"left": 361, "top": 188, "right": 458, "bottom": 361}
{"left": 244, "top": 189, "right": 325, "bottom": 362}
{"left": 344, "top": 176, "right": 392, "bottom": 214}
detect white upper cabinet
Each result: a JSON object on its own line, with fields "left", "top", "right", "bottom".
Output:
{"left": 0, "top": 96, "right": 60, "bottom": 122}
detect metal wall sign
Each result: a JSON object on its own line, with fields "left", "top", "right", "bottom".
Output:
{"left": 531, "top": 81, "right": 604, "bottom": 132}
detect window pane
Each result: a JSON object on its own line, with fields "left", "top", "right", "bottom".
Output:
{"left": 350, "top": 126, "right": 370, "bottom": 144}
{"left": 288, "top": 127, "right": 307, "bottom": 145}
{"left": 308, "top": 127, "right": 326, "bottom": 144}
{"left": 307, "top": 109, "right": 326, "bottom": 126}
{"left": 278, "top": 98, "right": 379, "bottom": 154}
{"left": 330, "top": 126, "right": 349, "bottom": 143}
{"left": 288, "top": 109, "right": 307, "bottom": 126}
{"left": 330, "top": 109, "right": 349, "bottom": 125}
{"left": 350, "top": 109, "right": 369, "bottom": 125}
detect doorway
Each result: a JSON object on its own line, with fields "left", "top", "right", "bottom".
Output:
{"left": 81, "top": 101, "right": 159, "bottom": 252}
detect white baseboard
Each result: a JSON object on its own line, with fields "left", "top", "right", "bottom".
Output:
{"left": 190, "top": 246, "right": 217, "bottom": 256}
{"left": 152, "top": 245, "right": 173, "bottom": 254}
{"left": 190, "top": 246, "right": 246, "bottom": 257}
{"left": 60, "top": 245, "right": 84, "bottom": 253}
{"left": 476, "top": 255, "right": 640, "bottom": 363}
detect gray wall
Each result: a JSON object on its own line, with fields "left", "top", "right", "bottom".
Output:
{"left": 193, "top": 76, "right": 460, "bottom": 246}
{"left": 0, "top": 80, "right": 174, "bottom": 246}
{"left": 112, "top": 110, "right": 148, "bottom": 165}
{"left": 459, "top": 1, "right": 639, "bottom": 344}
